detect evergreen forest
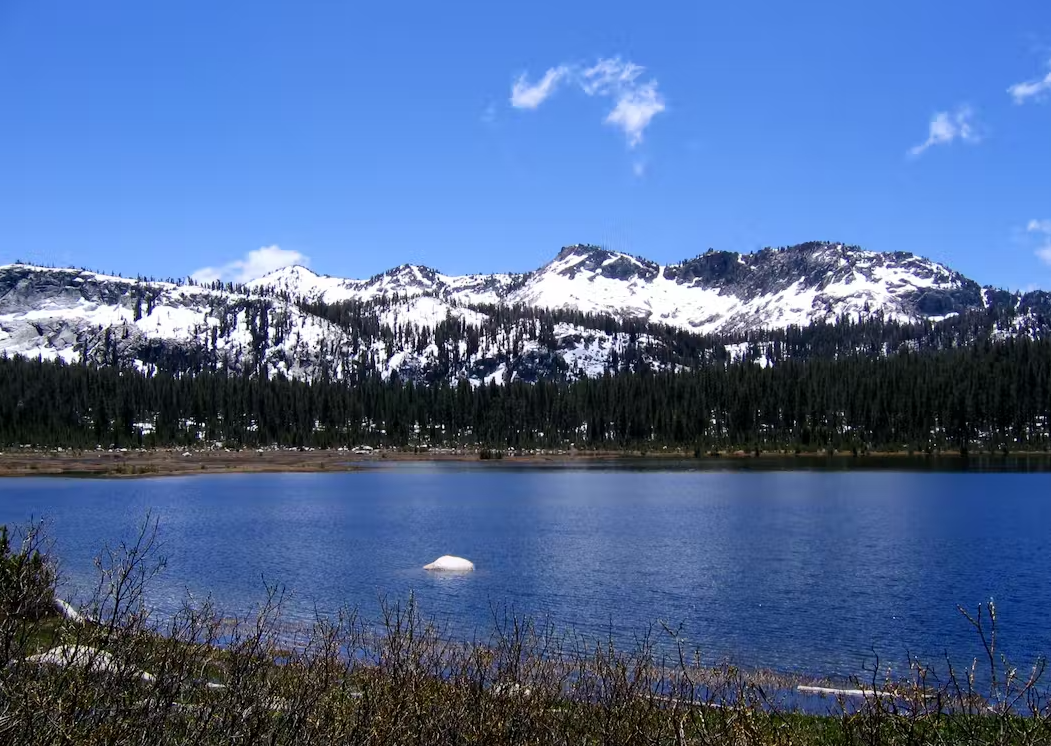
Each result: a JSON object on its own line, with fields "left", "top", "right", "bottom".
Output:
{"left": 1, "top": 334, "right": 1048, "bottom": 454}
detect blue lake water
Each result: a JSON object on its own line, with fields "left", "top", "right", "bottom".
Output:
{"left": 2, "top": 464, "right": 1050, "bottom": 680}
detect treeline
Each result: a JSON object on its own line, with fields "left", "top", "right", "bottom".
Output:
{"left": 2, "top": 336, "right": 1049, "bottom": 452}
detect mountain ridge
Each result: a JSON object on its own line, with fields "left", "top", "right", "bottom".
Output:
{"left": 2, "top": 241, "right": 1048, "bottom": 385}
{"left": 245, "top": 241, "right": 999, "bottom": 333}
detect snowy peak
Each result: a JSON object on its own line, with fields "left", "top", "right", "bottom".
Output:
{"left": 546, "top": 245, "right": 660, "bottom": 282}
{"left": 363, "top": 263, "right": 444, "bottom": 295}
{"left": 251, "top": 264, "right": 319, "bottom": 288}
{"left": 665, "top": 242, "right": 961, "bottom": 292}
{"left": 246, "top": 265, "right": 357, "bottom": 303}
{"left": 640, "top": 242, "right": 983, "bottom": 326}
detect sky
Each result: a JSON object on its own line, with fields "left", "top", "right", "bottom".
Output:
{"left": 1, "top": 0, "right": 1050, "bottom": 290}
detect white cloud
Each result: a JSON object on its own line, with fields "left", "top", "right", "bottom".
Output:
{"left": 1009, "top": 60, "right": 1051, "bottom": 104}
{"left": 908, "top": 106, "right": 980, "bottom": 157}
{"left": 605, "top": 80, "right": 665, "bottom": 148}
{"left": 1028, "top": 219, "right": 1051, "bottom": 267}
{"left": 632, "top": 159, "right": 646, "bottom": 177}
{"left": 581, "top": 58, "right": 645, "bottom": 96}
{"left": 192, "top": 245, "right": 308, "bottom": 284}
{"left": 510, "top": 66, "right": 570, "bottom": 109}
{"left": 582, "top": 58, "right": 666, "bottom": 148}
{"left": 510, "top": 56, "right": 666, "bottom": 148}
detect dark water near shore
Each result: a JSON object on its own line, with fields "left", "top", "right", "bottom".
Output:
{"left": 2, "top": 464, "right": 1050, "bottom": 680}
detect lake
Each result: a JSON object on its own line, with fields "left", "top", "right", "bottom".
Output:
{"left": 2, "top": 463, "right": 1050, "bottom": 681}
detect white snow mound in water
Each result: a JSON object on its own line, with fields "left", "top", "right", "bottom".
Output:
{"left": 423, "top": 555, "right": 475, "bottom": 571}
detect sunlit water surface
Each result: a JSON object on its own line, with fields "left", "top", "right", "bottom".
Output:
{"left": 2, "top": 464, "right": 1049, "bottom": 680}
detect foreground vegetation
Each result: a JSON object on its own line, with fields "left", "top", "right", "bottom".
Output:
{"left": 2, "top": 520, "right": 1050, "bottom": 745}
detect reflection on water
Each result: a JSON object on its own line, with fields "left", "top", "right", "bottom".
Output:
{"left": 353, "top": 453, "right": 1051, "bottom": 472}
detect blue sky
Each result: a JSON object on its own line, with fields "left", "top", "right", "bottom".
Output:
{"left": 1, "top": 0, "right": 1050, "bottom": 290}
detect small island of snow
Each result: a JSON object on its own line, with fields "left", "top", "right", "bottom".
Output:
{"left": 423, "top": 555, "right": 475, "bottom": 572}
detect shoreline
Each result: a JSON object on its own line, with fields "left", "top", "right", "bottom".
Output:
{"left": 2, "top": 446, "right": 1050, "bottom": 478}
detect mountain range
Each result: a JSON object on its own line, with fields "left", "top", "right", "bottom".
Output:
{"left": 2, "top": 241, "right": 1048, "bottom": 384}
{"left": 247, "top": 241, "right": 989, "bottom": 332}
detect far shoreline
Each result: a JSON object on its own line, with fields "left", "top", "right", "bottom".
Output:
{"left": 2, "top": 446, "right": 1050, "bottom": 479}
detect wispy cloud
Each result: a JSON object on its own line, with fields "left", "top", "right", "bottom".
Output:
{"left": 908, "top": 106, "right": 980, "bottom": 157}
{"left": 510, "top": 57, "right": 666, "bottom": 148}
{"left": 632, "top": 159, "right": 646, "bottom": 178}
{"left": 510, "top": 66, "right": 570, "bottom": 109}
{"left": 582, "top": 58, "right": 666, "bottom": 147}
{"left": 1009, "top": 59, "right": 1051, "bottom": 104}
{"left": 1029, "top": 220, "right": 1051, "bottom": 266}
{"left": 580, "top": 58, "right": 645, "bottom": 95}
{"left": 192, "top": 245, "right": 308, "bottom": 284}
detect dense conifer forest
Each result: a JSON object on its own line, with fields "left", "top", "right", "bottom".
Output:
{"left": 2, "top": 334, "right": 1048, "bottom": 453}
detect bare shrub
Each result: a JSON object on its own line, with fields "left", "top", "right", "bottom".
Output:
{"left": 0, "top": 519, "right": 1049, "bottom": 745}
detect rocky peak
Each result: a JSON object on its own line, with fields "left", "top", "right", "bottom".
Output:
{"left": 0, "top": 264, "right": 148, "bottom": 313}
{"left": 371, "top": 263, "right": 441, "bottom": 288}
{"left": 663, "top": 250, "right": 748, "bottom": 287}
{"left": 548, "top": 245, "right": 659, "bottom": 282}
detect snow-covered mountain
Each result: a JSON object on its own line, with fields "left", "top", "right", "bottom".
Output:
{"left": 0, "top": 262, "right": 681, "bottom": 383}
{"left": 2, "top": 242, "right": 1048, "bottom": 384}
{"left": 0, "top": 263, "right": 356, "bottom": 378}
{"left": 248, "top": 241, "right": 990, "bottom": 334}
{"left": 246, "top": 263, "right": 522, "bottom": 306}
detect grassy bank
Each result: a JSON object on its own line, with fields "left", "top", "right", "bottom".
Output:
{"left": 2, "top": 519, "right": 1050, "bottom": 744}
{"left": 0, "top": 447, "right": 367, "bottom": 478}
{"left": 3, "top": 446, "right": 1051, "bottom": 478}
